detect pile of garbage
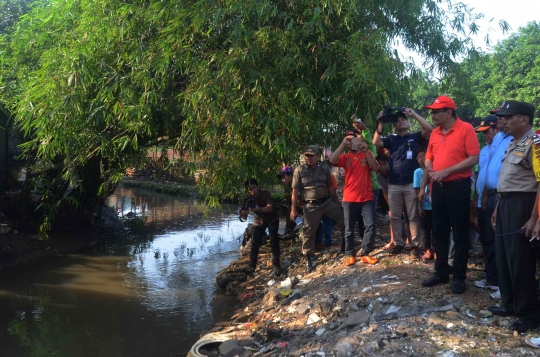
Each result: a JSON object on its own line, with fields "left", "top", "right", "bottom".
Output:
{"left": 208, "top": 219, "right": 540, "bottom": 356}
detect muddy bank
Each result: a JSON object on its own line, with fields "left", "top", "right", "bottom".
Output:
{"left": 0, "top": 206, "right": 126, "bottom": 272}
{"left": 205, "top": 218, "right": 540, "bottom": 356}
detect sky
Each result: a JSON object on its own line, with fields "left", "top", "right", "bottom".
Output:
{"left": 395, "top": 0, "right": 539, "bottom": 69}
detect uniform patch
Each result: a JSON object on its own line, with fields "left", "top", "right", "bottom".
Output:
{"left": 514, "top": 147, "right": 526, "bottom": 153}
{"left": 523, "top": 138, "right": 532, "bottom": 146}
{"left": 521, "top": 135, "right": 529, "bottom": 144}
{"left": 513, "top": 151, "right": 524, "bottom": 157}
{"left": 361, "top": 158, "right": 367, "bottom": 166}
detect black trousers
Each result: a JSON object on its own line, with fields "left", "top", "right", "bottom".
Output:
{"left": 495, "top": 193, "right": 537, "bottom": 316}
{"left": 431, "top": 179, "right": 471, "bottom": 281}
{"left": 250, "top": 220, "right": 280, "bottom": 268}
{"left": 421, "top": 209, "right": 433, "bottom": 249}
{"left": 483, "top": 193, "right": 499, "bottom": 287}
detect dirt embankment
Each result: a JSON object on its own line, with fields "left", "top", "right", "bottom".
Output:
{"left": 206, "top": 218, "right": 540, "bottom": 356}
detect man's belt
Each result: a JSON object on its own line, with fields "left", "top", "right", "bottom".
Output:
{"left": 487, "top": 189, "right": 498, "bottom": 195}
{"left": 305, "top": 196, "right": 329, "bottom": 205}
{"left": 435, "top": 178, "right": 470, "bottom": 187}
{"left": 498, "top": 192, "right": 535, "bottom": 199}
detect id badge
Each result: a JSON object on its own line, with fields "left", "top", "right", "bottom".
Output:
{"left": 406, "top": 150, "right": 413, "bottom": 160}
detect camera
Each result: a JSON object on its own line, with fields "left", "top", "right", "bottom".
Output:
{"left": 242, "top": 196, "right": 257, "bottom": 210}
{"left": 378, "top": 106, "right": 406, "bottom": 123}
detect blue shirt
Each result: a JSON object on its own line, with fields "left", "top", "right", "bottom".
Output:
{"left": 485, "top": 132, "right": 513, "bottom": 189}
{"left": 476, "top": 145, "right": 490, "bottom": 207}
{"left": 382, "top": 131, "right": 427, "bottom": 185}
{"left": 413, "top": 168, "right": 432, "bottom": 210}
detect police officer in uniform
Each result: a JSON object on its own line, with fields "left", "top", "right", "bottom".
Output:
{"left": 290, "top": 145, "right": 345, "bottom": 272}
{"left": 488, "top": 100, "right": 540, "bottom": 332}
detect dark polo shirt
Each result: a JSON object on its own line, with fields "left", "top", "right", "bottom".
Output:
{"left": 382, "top": 131, "right": 426, "bottom": 185}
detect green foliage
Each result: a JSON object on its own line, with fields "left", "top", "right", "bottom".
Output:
{"left": 444, "top": 22, "right": 540, "bottom": 119}
{"left": 0, "top": 0, "right": 489, "bottom": 230}
{"left": 0, "top": 0, "right": 36, "bottom": 35}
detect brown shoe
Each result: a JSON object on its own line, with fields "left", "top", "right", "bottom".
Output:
{"left": 361, "top": 255, "right": 379, "bottom": 265}
{"left": 345, "top": 256, "right": 356, "bottom": 267}
{"left": 422, "top": 248, "right": 435, "bottom": 260}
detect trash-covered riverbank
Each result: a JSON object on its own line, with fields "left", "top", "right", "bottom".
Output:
{"left": 204, "top": 217, "right": 540, "bottom": 356}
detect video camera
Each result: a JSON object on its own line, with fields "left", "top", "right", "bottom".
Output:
{"left": 242, "top": 196, "right": 257, "bottom": 210}
{"left": 377, "top": 106, "right": 406, "bottom": 124}
{"left": 239, "top": 196, "right": 257, "bottom": 222}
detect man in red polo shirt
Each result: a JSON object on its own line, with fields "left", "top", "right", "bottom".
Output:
{"left": 330, "top": 133, "right": 379, "bottom": 266}
{"left": 419, "top": 96, "right": 480, "bottom": 294}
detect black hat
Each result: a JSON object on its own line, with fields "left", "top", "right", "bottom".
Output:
{"left": 475, "top": 115, "right": 498, "bottom": 132}
{"left": 490, "top": 100, "right": 535, "bottom": 118}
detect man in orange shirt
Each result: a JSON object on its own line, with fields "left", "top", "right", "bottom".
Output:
{"left": 331, "top": 133, "right": 379, "bottom": 266}
{"left": 419, "top": 96, "right": 480, "bottom": 294}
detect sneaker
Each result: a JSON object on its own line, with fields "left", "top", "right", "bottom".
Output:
{"left": 490, "top": 289, "right": 502, "bottom": 300}
{"left": 360, "top": 255, "right": 379, "bottom": 265}
{"left": 422, "top": 248, "right": 435, "bottom": 260}
{"left": 345, "top": 256, "right": 356, "bottom": 267}
{"left": 451, "top": 280, "right": 466, "bottom": 294}
{"left": 422, "top": 274, "right": 449, "bottom": 287}
{"left": 389, "top": 245, "right": 404, "bottom": 255}
{"left": 474, "top": 279, "right": 499, "bottom": 291}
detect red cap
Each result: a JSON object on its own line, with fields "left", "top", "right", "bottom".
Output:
{"left": 424, "top": 96, "right": 456, "bottom": 110}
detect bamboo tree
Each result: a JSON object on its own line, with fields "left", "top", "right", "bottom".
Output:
{"left": 0, "top": 0, "right": 494, "bottom": 232}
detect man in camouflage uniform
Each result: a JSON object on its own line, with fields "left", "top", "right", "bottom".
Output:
{"left": 290, "top": 145, "right": 344, "bottom": 272}
{"left": 487, "top": 101, "right": 540, "bottom": 332}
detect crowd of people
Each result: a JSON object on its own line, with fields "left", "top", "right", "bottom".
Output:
{"left": 239, "top": 95, "right": 540, "bottom": 332}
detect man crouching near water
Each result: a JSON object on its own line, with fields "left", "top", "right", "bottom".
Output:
{"left": 240, "top": 178, "right": 282, "bottom": 276}
{"left": 290, "top": 145, "right": 345, "bottom": 273}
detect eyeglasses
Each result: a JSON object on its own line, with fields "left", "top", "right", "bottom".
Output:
{"left": 431, "top": 109, "right": 448, "bottom": 115}
{"left": 304, "top": 154, "right": 316, "bottom": 158}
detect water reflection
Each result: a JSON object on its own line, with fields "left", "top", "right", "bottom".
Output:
{"left": 0, "top": 185, "right": 246, "bottom": 357}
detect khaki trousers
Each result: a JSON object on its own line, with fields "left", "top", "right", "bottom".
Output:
{"left": 302, "top": 199, "right": 344, "bottom": 255}
{"left": 388, "top": 183, "right": 423, "bottom": 247}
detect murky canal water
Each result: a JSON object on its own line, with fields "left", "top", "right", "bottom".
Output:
{"left": 0, "top": 185, "right": 247, "bottom": 357}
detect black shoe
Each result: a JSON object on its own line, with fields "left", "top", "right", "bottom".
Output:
{"left": 487, "top": 306, "right": 515, "bottom": 317}
{"left": 389, "top": 245, "right": 404, "bottom": 255}
{"left": 305, "top": 255, "right": 316, "bottom": 273}
{"left": 421, "top": 274, "right": 449, "bottom": 287}
{"left": 451, "top": 280, "right": 466, "bottom": 294}
{"left": 273, "top": 265, "right": 283, "bottom": 277}
{"left": 510, "top": 316, "right": 540, "bottom": 332}
{"left": 411, "top": 247, "right": 421, "bottom": 260}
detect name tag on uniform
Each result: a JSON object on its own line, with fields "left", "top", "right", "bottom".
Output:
{"left": 406, "top": 150, "right": 413, "bottom": 159}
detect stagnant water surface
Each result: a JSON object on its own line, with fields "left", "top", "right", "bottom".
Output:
{"left": 0, "top": 185, "right": 248, "bottom": 357}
